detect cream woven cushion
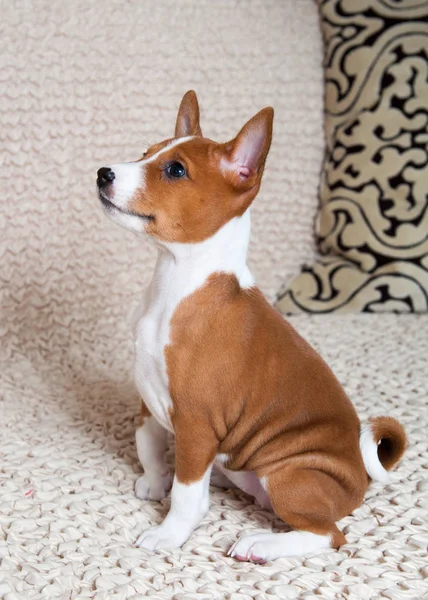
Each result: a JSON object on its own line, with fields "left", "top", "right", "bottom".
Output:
{"left": 277, "top": 0, "right": 428, "bottom": 314}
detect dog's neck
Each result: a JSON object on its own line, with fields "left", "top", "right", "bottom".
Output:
{"left": 148, "top": 209, "right": 254, "bottom": 305}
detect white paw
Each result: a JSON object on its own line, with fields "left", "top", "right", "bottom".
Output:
{"left": 135, "top": 471, "right": 172, "bottom": 501}
{"left": 135, "top": 522, "right": 190, "bottom": 551}
{"left": 228, "top": 533, "right": 273, "bottom": 563}
{"left": 228, "top": 530, "right": 332, "bottom": 562}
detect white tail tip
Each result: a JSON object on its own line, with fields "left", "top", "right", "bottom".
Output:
{"left": 359, "top": 423, "right": 391, "bottom": 484}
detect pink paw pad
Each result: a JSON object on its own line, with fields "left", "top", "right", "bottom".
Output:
{"left": 248, "top": 552, "right": 267, "bottom": 564}
{"left": 234, "top": 553, "right": 247, "bottom": 562}
{"left": 233, "top": 551, "right": 267, "bottom": 564}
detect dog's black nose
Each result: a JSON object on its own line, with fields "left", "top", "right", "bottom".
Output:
{"left": 97, "top": 167, "right": 115, "bottom": 187}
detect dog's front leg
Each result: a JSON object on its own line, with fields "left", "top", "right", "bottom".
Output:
{"left": 135, "top": 402, "right": 172, "bottom": 501}
{"left": 136, "top": 414, "right": 218, "bottom": 550}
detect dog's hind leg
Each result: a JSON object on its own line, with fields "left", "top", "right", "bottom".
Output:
{"left": 228, "top": 467, "right": 357, "bottom": 562}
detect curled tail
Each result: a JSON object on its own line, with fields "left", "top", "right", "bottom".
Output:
{"left": 359, "top": 417, "right": 407, "bottom": 483}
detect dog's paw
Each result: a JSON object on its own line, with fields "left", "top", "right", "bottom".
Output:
{"left": 135, "top": 471, "right": 172, "bottom": 501}
{"left": 228, "top": 530, "right": 332, "bottom": 562}
{"left": 135, "top": 523, "right": 189, "bottom": 551}
{"left": 228, "top": 533, "right": 271, "bottom": 563}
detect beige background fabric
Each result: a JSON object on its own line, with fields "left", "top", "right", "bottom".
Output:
{"left": 2, "top": 0, "right": 325, "bottom": 327}
{"left": 1, "top": 1, "right": 427, "bottom": 598}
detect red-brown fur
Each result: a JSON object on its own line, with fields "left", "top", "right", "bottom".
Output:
{"left": 166, "top": 273, "right": 370, "bottom": 547}
{"left": 128, "top": 92, "right": 273, "bottom": 243}
{"left": 369, "top": 416, "right": 407, "bottom": 470}
{"left": 130, "top": 91, "right": 406, "bottom": 551}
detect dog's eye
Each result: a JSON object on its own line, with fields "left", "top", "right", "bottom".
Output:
{"left": 166, "top": 162, "right": 186, "bottom": 179}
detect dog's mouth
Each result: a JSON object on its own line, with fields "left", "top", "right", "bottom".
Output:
{"left": 98, "top": 189, "right": 155, "bottom": 222}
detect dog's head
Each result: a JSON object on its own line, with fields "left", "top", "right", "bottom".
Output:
{"left": 97, "top": 91, "right": 273, "bottom": 244}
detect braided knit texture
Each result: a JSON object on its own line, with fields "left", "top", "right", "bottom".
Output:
{"left": 1, "top": 0, "right": 427, "bottom": 598}
{"left": 1, "top": 315, "right": 427, "bottom": 598}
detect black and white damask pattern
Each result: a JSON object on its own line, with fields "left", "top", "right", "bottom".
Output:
{"left": 277, "top": 0, "right": 428, "bottom": 314}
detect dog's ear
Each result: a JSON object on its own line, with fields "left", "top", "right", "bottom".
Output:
{"left": 222, "top": 107, "right": 274, "bottom": 190}
{"left": 175, "top": 90, "right": 203, "bottom": 138}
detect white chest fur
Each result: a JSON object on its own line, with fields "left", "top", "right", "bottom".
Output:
{"left": 133, "top": 283, "right": 175, "bottom": 432}
{"left": 132, "top": 211, "right": 254, "bottom": 432}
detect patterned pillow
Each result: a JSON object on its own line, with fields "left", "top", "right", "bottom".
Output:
{"left": 276, "top": 0, "right": 428, "bottom": 314}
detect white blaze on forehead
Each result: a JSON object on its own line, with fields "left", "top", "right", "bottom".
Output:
{"left": 142, "top": 136, "right": 194, "bottom": 165}
{"left": 108, "top": 136, "right": 194, "bottom": 210}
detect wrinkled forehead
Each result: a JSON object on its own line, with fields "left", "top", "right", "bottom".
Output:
{"left": 140, "top": 136, "right": 218, "bottom": 165}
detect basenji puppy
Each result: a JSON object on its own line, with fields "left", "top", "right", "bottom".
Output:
{"left": 97, "top": 91, "right": 407, "bottom": 562}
